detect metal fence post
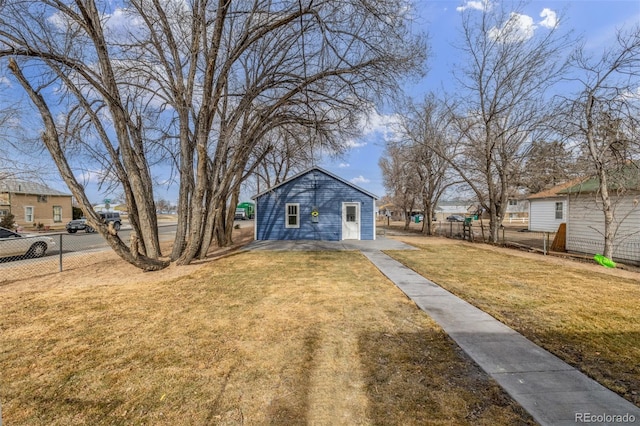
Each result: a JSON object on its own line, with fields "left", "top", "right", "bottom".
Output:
{"left": 59, "top": 233, "right": 63, "bottom": 272}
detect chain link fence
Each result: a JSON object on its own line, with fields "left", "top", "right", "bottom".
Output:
{"left": 1, "top": 231, "right": 125, "bottom": 284}
{"left": 433, "top": 220, "right": 556, "bottom": 253}
{"left": 566, "top": 236, "right": 640, "bottom": 265}
{"left": 380, "top": 218, "right": 640, "bottom": 265}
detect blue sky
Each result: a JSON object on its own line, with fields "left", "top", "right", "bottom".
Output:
{"left": 318, "top": 0, "right": 640, "bottom": 202}
{"left": 2, "top": 1, "right": 640, "bottom": 205}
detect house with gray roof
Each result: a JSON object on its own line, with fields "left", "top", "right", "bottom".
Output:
{"left": 0, "top": 179, "right": 73, "bottom": 229}
{"left": 253, "top": 167, "right": 378, "bottom": 241}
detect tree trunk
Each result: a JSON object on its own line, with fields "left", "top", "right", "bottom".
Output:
{"left": 489, "top": 209, "right": 500, "bottom": 243}
{"left": 9, "top": 58, "right": 169, "bottom": 272}
{"left": 598, "top": 168, "right": 615, "bottom": 259}
{"left": 171, "top": 148, "right": 194, "bottom": 261}
{"left": 221, "top": 187, "right": 241, "bottom": 247}
{"left": 422, "top": 200, "right": 434, "bottom": 235}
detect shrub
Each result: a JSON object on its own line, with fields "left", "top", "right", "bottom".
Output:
{"left": 0, "top": 212, "right": 16, "bottom": 229}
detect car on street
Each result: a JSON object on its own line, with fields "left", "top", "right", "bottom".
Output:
{"left": 99, "top": 212, "right": 122, "bottom": 231}
{"left": 66, "top": 212, "right": 122, "bottom": 233}
{"left": 66, "top": 217, "right": 91, "bottom": 233}
{"left": 446, "top": 215, "right": 466, "bottom": 222}
{"left": 0, "top": 226, "right": 56, "bottom": 259}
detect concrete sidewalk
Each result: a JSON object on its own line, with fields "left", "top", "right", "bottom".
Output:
{"left": 243, "top": 236, "right": 418, "bottom": 252}
{"left": 363, "top": 250, "right": 640, "bottom": 426}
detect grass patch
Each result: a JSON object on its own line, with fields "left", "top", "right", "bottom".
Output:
{"left": 387, "top": 238, "right": 640, "bottom": 407}
{"left": 1, "top": 250, "right": 534, "bottom": 425}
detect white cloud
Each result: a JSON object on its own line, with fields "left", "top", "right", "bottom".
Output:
{"left": 538, "top": 8, "right": 557, "bottom": 29}
{"left": 350, "top": 175, "right": 371, "bottom": 185}
{"left": 488, "top": 9, "right": 558, "bottom": 43}
{"left": 456, "top": 0, "right": 491, "bottom": 12}
{"left": 339, "top": 163, "right": 350, "bottom": 168}
{"left": 489, "top": 12, "right": 535, "bottom": 43}
{"left": 0, "top": 76, "right": 11, "bottom": 87}
{"left": 345, "top": 140, "right": 368, "bottom": 148}
{"left": 342, "top": 108, "right": 402, "bottom": 149}
{"left": 47, "top": 11, "right": 72, "bottom": 31}
{"left": 620, "top": 86, "right": 640, "bottom": 101}
{"left": 105, "top": 8, "right": 144, "bottom": 37}
{"left": 361, "top": 110, "right": 400, "bottom": 136}
{"left": 77, "top": 169, "right": 106, "bottom": 185}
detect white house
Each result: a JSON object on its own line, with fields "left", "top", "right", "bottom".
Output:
{"left": 527, "top": 180, "right": 581, "bottom": 232}
{"left": 505, "top": 198, "right": 529, "bottom": 221}
{"left": 559, "top": 172, "right": 640, "bottom": 264}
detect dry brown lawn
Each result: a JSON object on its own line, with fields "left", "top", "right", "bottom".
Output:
{"left": 387, "top": 236, "right": 640, "bottom": 407}
{"left": 0, "top": 233, "right": 534, "bottom": 425}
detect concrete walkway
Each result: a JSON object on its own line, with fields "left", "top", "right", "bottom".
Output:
{"left": 362, "top": 250, "right": 640, "bottom": 426}
{"left": 244, "top": 237, "right": 640, "bottom": 425}
{"left": 243, "top": 236, "right": 418, "bottom": 252}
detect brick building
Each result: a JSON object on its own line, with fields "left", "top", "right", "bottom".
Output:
{"left": 0, "top": 180, "right": 73, "bottom": 229}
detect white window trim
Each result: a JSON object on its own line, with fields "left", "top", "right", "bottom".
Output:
{"left": 53, "top": 205, "right": 63, "bottom": 223}
{"left": 555, "top": 202, "right": 564, "bottom": 220}
{"left": 285, "top": 203, "right": 300, "bottom": 229}
{"left": 25, "top": 206, "right": 34, "bottom": 223}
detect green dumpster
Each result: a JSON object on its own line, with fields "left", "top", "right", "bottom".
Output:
{"left": 415, "top": 215, "right": 420, "bottom": 223}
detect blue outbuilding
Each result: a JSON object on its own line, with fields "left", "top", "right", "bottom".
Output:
{"left": 253, "top": 167, "right": 378, "bottom": 241}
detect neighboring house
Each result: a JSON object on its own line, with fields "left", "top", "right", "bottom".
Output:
{"left": 559, "top": 170, "right": 640, "bottom": 264}
{"left": 434, "top": 200, "right": 478, "bottom": 221}
{"left": 505, "top": 198, "right": 529, "bottom": 220}
{"left": 253, "top": 167, "right": 378, "bottom": 241}
{"left": 527, "top": 180, "right": 582, "bottom": 232}
{"left": 92, "top": 203, "right": 125, "bottom": 212}
{"left": 377, "top": 202, "right": 404, "bottom": 220}
{"left": 0, "top": 179, "right": 73, "bottom": 228}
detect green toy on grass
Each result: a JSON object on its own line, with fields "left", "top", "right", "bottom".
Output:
{"left": 594, "top": 254, "right": 616, "bottom": 268}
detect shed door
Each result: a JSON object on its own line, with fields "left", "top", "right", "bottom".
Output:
{"left": 342, "top": 202, "right": 360, "bottom": 240}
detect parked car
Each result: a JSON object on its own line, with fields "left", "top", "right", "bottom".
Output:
{"left": 446, "top": 215, "right": 466, "bottom": 222}
{"left": 0, "top": 226, "right": 55, "bottom": 259}
{"left": 99, "top": 212, "right": 122, "bottom": 231}
{"left": 66, "top": 217, "right": 90, "bottom": 233}
{"left": 66, "top": 212, "right": 122, "bottom": 233}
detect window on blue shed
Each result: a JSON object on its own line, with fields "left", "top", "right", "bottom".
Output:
{"left": 555, "top": 202, "right": 563, "bottom": 220}
{"left": 285, "top": 203, "right": 300, "bottom": 228}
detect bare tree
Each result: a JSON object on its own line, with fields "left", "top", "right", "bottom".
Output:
{"left": 391, "top": 94, "right": 459, "bottom": 234}
{"left": 252, "top": 128, "right": 322, "bottom": 192}
{"left": 520, "top": 140, "right": 577, "bottom": 194}
{"left": 379, "top": 142, "right": 422, "bottom": 230}
{"left": 0, "top": 0, "right": 425, "bottom": 268}
{"left": 556, "top": 26, "right": 640, "bottom": 259}
{"left": 0, "top": 102, "right": 44, "bottom": 181}
{"left": 443, "top": 2, "right": 573, "bottom": 242}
